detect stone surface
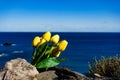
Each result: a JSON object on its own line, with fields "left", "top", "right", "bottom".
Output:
{"left": 37, "top": 71, "right": 57, "bottom": 80}
{"left": 0, "top": 58, "right": 39, "bottom": 80}
{"left": 48, "top": 67, "right": 90, "bottom": 80}
{"left": 0, "top": 58, "right": 90, "bottom": 80}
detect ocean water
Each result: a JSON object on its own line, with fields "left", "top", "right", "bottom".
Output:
{"left": 0, "top": 32, "right": 120, "bottom": 74}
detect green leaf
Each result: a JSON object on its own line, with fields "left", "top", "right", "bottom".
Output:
{"left": 36, "top": 57, "right": 60, "bottom": 68}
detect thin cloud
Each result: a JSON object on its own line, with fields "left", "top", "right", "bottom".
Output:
{"left": 0, "top": 10, "right": 120, "bottom": 32}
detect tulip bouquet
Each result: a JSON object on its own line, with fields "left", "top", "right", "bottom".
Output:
{"left": 31, "top": 31, "right": 68, "bottom": 70}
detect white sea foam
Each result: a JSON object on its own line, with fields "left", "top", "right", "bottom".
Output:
{"left": 0, "top": 53, "right": 8, "bottom": 57}
{"left": 12, "top": 50, "right": 24, "bottom": 54}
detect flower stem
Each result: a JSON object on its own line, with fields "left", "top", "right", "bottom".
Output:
{"left": 34, "top": 46, "right": 48, "bottom": 66}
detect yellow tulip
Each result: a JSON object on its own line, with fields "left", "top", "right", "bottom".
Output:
{"left": 37, "top": 38, "right": 46, "bottom": 47}
{"left": 52, "top": 48, "right": 61, "bottom": 57}
{"left": 58, "top": 40, "right": 68, "bottom": 51}
{"left": 32, "top": 36, "right": 41, "bottom": 47}
{"left": 54, "top": 51, "right": 61, "bottom": 57}
{"left": 50, "top": 34, "right": 60, "bottom": 44}
{"left": 42, "top": 31, "right": 51, "bottom": 41}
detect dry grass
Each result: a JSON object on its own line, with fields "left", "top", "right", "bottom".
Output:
{"left": 87, "top": 55, "right": 120, "bottom": 80}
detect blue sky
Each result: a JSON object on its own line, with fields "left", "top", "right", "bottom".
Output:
{"left": 0, "top": 0, "right": 120, "bottom": 32}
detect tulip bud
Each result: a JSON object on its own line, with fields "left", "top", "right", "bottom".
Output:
{"left": 42, "top": 31, "right": 51, "bottom": 41}
{"left": 37, "top": 38, "right": 46, "bottom": 47}
{"left": 58, "top": 40, "right": 68, "bottom": 51}
{"left": 52, "top": 48, "right": 61, "bottom": 57}
{"left": 50, "top": 34, "right": 60, "bottom": 44}
{"left": 54, "top": 51, "right": 61, "bottom": 57}
{"left": 32, "top": 36, "right": 41, "bottom": 47}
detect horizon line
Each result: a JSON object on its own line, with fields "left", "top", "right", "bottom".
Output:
{"left": 0, "top": 31, "right": 120, "bottom": 33}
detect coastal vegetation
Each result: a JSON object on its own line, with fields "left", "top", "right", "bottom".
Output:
{"left": 88, "top": 55, "right": 120, "bottom": 79}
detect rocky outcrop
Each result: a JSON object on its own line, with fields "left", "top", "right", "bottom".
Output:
{"left": 1, "top": 58, "right": 108, "bottom": 80}
{"left": 49, "top": 67, "right": 90, "bottom": 80}
{"left": 0, "top": 58, "right": 39, "bottom": 80}
{"left": 37, "top": 71, "right": 57, "bottom": 80}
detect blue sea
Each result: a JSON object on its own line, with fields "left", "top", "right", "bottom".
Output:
{"left": 0, "top": 32, "right": 120, "bottom": 74}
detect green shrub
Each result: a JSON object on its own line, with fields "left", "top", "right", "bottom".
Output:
{"left": 88, "top": 55, "right": 120, "bottom": 79}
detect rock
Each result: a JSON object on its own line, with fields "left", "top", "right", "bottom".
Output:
{"left": 0, "top": 58, "right": 39, "bottom": 80}
{"left": 3, "top": 42, "right": 12, "bottom": 46}
{"left": 2, "top": 42, "right": 16, "bottom": 46}
{"left": 1, "top": 58, "right": 108, "bottom": 80}
{"left": 93, "top": 77, "right": 114, "bottom": 80}
{"left": 37, "top": 71, "right": 57, "bottom": 80}
{"left": 36, "top": 67, "right": 90, "bottom": 80}
{"left": 47, "top": 67, "right": 90, "bottom": 80}
{"left": 94, "top": 73, "right": 102, "bottom": 78}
